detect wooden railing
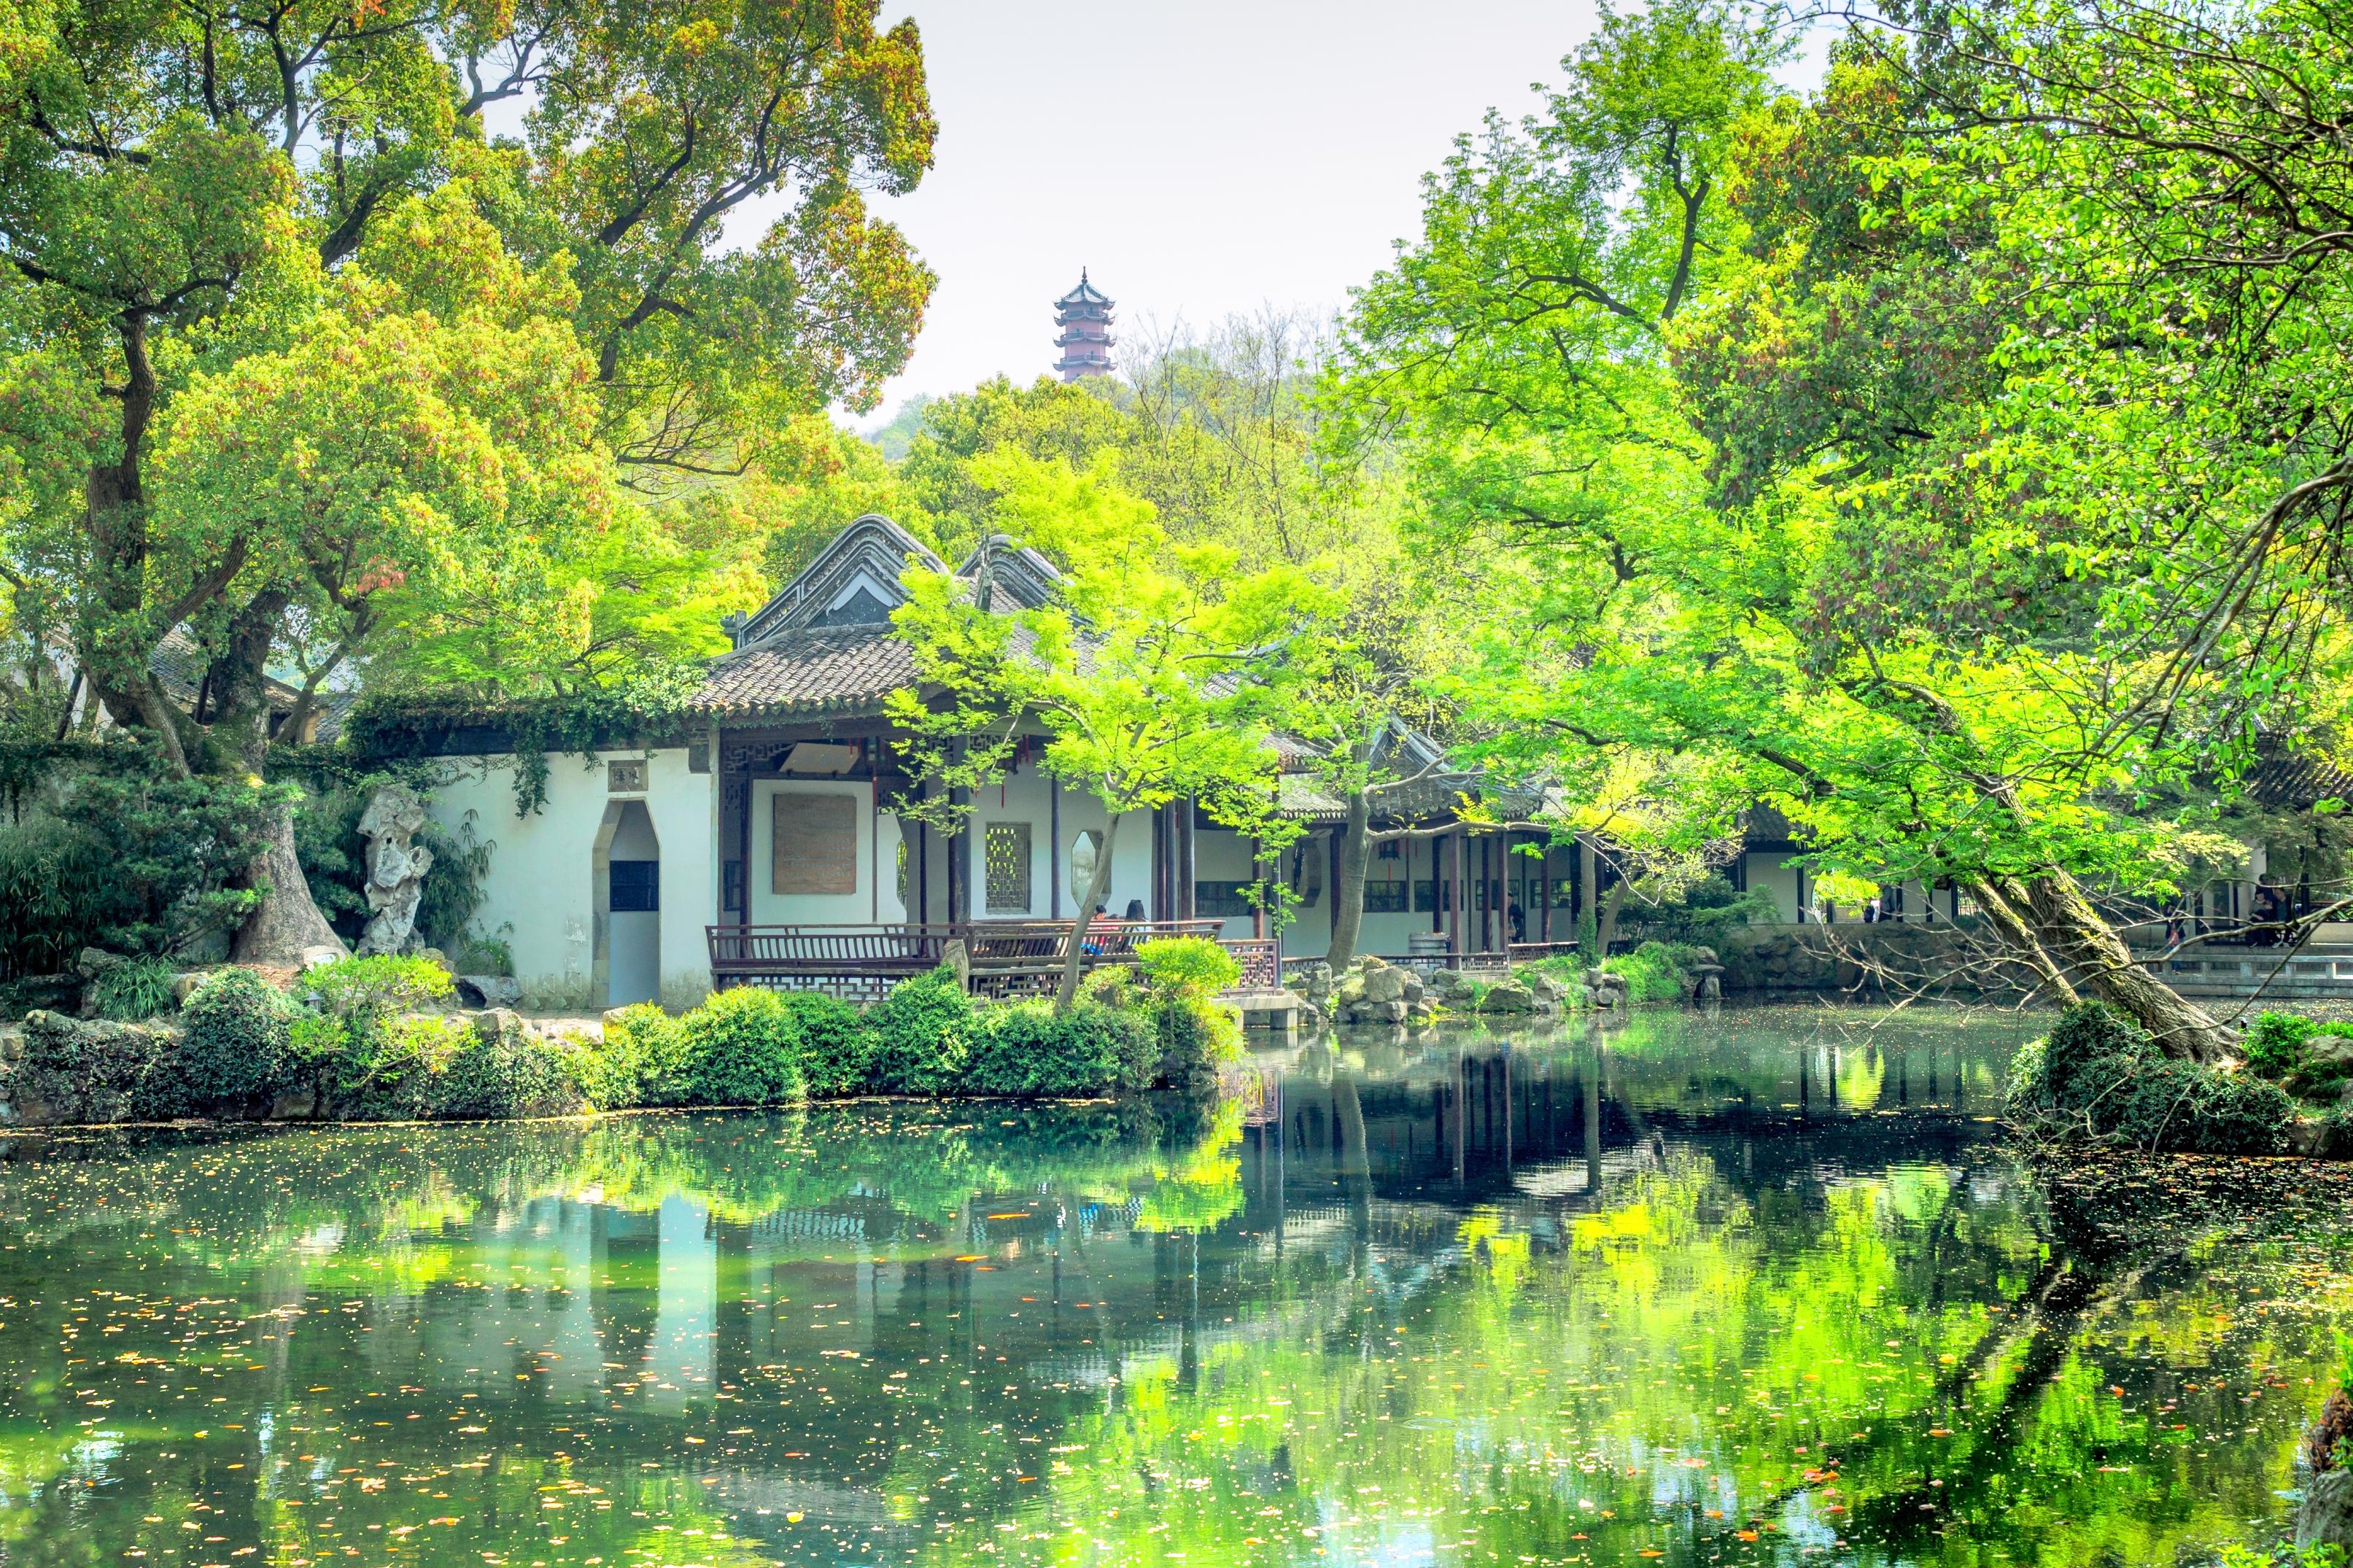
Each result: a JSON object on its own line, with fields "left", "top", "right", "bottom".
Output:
{"left": 1222, "top": 939, "right": 1279, "bottom": 990}
{"left": 708, "top": 920, "right": 1229, "bottom": 1000}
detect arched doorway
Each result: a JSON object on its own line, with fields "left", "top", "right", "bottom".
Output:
{"left": 598, "top": 801, "right": 661, "bottom": 1008}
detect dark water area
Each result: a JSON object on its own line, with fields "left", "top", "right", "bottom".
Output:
{"left": 0, "top": 1003, "right": 2349, "bottom": 1567}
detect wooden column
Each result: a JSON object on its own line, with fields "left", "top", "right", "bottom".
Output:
{"left": 1449, "top": 829, "right": 1465, "bottom": 956}
{"left": 1050, "top": 776, "right": 1063, "bottom": 920}
{"left": 1251, "top": 836, "right": 1266, "bottom": 939}
{"left": 1540, "top": 843, "right": 1552, "bottom": 943}
{"left": 1179, "top": 798, "right": 1198, "bottom": 920}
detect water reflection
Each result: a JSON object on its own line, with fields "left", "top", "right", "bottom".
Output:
{"left": 0, "top": 1004, "right": 2341, "bottom": 1567}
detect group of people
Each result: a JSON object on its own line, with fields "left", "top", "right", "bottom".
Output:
{"left": 1081, "top": 900, "right": 1151, "bottom": 955}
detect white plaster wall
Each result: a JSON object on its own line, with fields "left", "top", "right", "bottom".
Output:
{"left": 1743, "top": 853, "right": 1803, "bottom": 923}
{"left": 1193, "top": 826, "right": 1260, "bottom": 939}
{"left": 422, "top": 748, "right": 714, "bottom": 1012}
{"left": 968, "top": 766, "right": 1056, "bottom": 919}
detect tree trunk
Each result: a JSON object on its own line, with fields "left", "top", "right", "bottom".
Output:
{"left": 1597, "top": 879, "right": 1628, "bottom": 958}
{"left": 1326, "top": 789, "right": 1372, "bottom": 971}
{"left": 2020, "top": 870, "right": 2229, "bottom": 1060}
{"left": 1054, "top": 812, "right": 1121, "bottom": 1014}
{"left": 1964, "top": 875, "right": 2082, "bottom": 1007}
{"left": 230, "top": 801, "right": 347, "bottom": 965}
{"left": 216, "top": 589, "right": 348, "bottom": 967}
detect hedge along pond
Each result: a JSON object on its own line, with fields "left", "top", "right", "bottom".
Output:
{"left": 2, "top": 1003, "right": 2352, "bottom": 1566}
{"left": 1, "top": 944, "right": 1249, "bottom": 1128}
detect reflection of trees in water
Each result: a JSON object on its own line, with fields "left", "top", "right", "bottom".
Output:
{"left": 0, "top": 1024, "right": 2338, "bottom": 1568}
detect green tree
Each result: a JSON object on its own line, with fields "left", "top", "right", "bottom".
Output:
{"left": 1336, "top": 0, "right": 2247, "bottom": 1054}
{"left": 888, "top": 448, "right": 1333, "bottom": 1010}
{"left": 0, "top": 0, "right": 938, "bottom": 958}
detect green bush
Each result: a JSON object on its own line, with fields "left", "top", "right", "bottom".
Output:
{"left": 13, "top": 1010, "right": 188, "bottom": 1122}
{"left": 2244, "top": 1011, "right": 2317, "bottom": 1078}
{"left": 2009, "top": 1001, "right": 2294, "bottom": 1154}
{"left": 783, "top": 990, "right": 875, "bottom": 1097}
{"left": 2106, "top": 1057, "right": 2293, "bottom": 1154}
{"left": 427, "top": 1017, "right": 584, "bottom": 1119}
{"left": 294, "top": 955, "right": 458, "bottom": 1111}
{"left": 680, "top": 987, "right": 805, "bottom": 1106}
{"left": 48, "top": 750, "right": 284, "bottom": 956}
{"left": 179, "top": 967, "right": 294, "bottom": 1114}
{"left": 88, "top": 955, "right": 179, "bottom": 1021}
{"left": 961, "top": 999, "right": 1157, "bottom": 1097}
{"left": 1134, "top": 936, "right": 1240, "bottom": 998}
{"left": 575, "top": 1003, "right": 690, "bottom": 1109}
{"left": 307, "top": 954, "right": 454, "bottom": 1021}
{"left": 1152, "top": 993, "right": 1243, "bottom": 1094}
{"left": 0, "top": 819, "right": 119, "bottom": 979}
{"left": 1604, "top": 940, "right": 1697, "bottom": 1002}
{"left": 866, "top": 966, "right": 972, "bottom": 1094}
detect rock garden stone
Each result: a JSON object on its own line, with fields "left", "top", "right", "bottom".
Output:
{"left": 356, "top": 783, "right": 435, "bottom": 956}
{"left": 2311, "top": 1033, "right": 2353, "bottom": 1068}
{"left": 1478, "top": 980, "right": 1537, "bottom": 1014}
{"left": 457, "top": 974, "right": 526, "bottom": 1009}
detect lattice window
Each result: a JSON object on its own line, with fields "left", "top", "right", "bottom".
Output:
{"left": 1363, "top": 880, "right": 1408, "bottom": 914}
{"left": 1196, "top": 880, "right": 1265, "bottom": 917}
{"left": 984, "top": 823, "right": 1032, "bottom": 913}
{"left": 772, "top": 792, "right": 857, "bottom": 896}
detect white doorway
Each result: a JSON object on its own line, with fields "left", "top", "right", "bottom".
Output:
{"left": 603, "top": 801, "right": 661, "bottom": 1007}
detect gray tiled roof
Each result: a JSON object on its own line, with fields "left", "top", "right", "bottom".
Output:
{"left": 690, "top": 625, "right": 918, "bottom": 719}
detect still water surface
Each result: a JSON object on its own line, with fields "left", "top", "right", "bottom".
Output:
{"left": 0, "top": 1004, "right": 2347, "bottom": 1566}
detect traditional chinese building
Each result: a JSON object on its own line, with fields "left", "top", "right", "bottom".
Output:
{"left": 1052, "top": 271, "right": 1115, "bottom": 381}
{"left": 387, "top": 515, "right": 1573, "bottom": 1012}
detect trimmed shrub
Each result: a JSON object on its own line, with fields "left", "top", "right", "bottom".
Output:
{"left": 1134, "top": 936, "right": 1239, "bottom": 998}
{"left": 89, "top": 954, "right": 179, "bottom": 1021}
{"left": 681, "top": 987, "right": 805, "bottom": 1106}
{"left": 867, "top": 966, "right": 973, "bottom": 1094}
{"left": 294, "top": 955, "right": 459, "bottom": 1111}
{"left": 428, "top": 1017, "right": 584, "bottom": 1119}
{"left": 2009, "top": 1001, "right": 2294, "bottom": 1154}
{"left": 2245, "top": 1011, "right": 2317, "bottom": 1078}
{"left": 306, "top": 954, "right": 454, "bottom": 1021}
{"left": 783, "top": 990, "right": 875, "bottom": 1097}
{"left": 179, "top": 967, "right": 294, "bottom": 1114}
{"left": 961, "top": 999, "right": 1157, "bottom": 1097}
{"left": 575, "top": 1003, "right": 689, "bottom": 1109}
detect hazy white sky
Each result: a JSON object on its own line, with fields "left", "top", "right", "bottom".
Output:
{"left": 858, "top": 1, "right": 1608, "bottom": 421}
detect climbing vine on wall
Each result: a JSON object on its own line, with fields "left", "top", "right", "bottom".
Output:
{"left": 336, "top": 671, "right": 705, "bottom": 816}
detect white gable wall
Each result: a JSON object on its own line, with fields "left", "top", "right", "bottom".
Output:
{"left": 424, "top": 748, "right": 716, "bottom": 1012}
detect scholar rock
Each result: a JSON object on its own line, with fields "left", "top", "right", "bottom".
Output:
{"left": 357, "top": 783, "right": 435, "bottom": 956}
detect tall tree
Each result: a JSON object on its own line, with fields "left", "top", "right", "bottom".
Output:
{"left": 0, "top": 0, "right": 937, "bottom": 958}
{"left": 1336, "top": 0, "right": 2246, "bottom": 1055}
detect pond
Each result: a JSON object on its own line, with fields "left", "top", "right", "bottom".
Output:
{"left": 0, "top": 1002, "right": 2348, "bottom": 1567}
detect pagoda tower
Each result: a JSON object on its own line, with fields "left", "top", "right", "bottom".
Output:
{"left": 1052, "top": 270, "right": 1115, "bottom": 381}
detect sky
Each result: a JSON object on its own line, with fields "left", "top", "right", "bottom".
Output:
{"left": 853, "top": 0, "right": 1610, "bottom": 424}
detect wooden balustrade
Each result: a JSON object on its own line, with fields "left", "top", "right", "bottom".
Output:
{"left": 707, "top": 919, "right": 1231, "bottom": 999}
